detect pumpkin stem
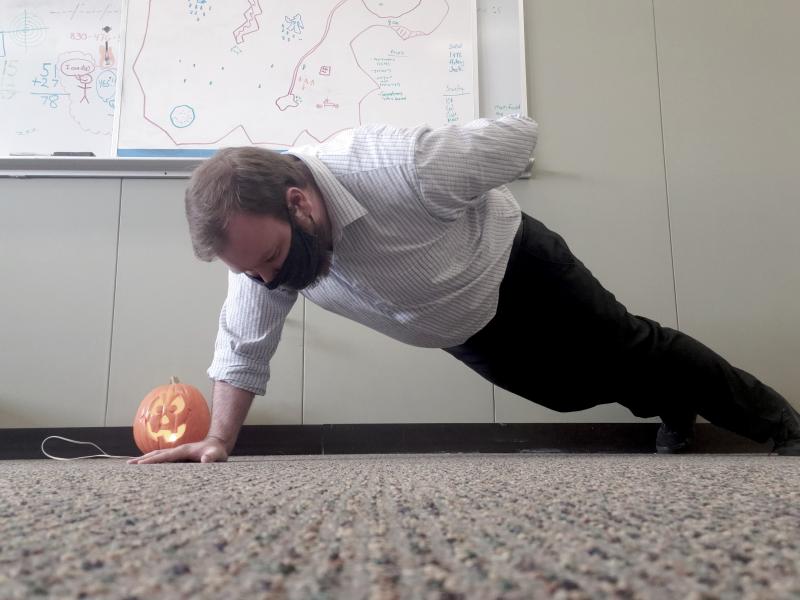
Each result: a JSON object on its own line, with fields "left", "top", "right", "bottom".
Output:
{"left": 170, "top": 376, "right": 180, "bottom": 384}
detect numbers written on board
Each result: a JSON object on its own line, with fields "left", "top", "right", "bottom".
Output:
{"left": 1, "top": 59, "right": 19, "bottom": 100}
{"left": 32, "top": 62, "right": 61, "bottom": 89}
{"left": 477, "top": 5, "right": 503, "bottom": 16}
{"left": 34, "top": 93, "right": 66, "bottom": 109}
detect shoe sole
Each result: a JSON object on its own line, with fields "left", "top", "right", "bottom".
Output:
{"left": 656, "top": 441, "right": 693, "bottom": 454}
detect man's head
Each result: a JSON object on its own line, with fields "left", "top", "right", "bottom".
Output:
{"left": 185, "top": 146, "right": 332, "bottom": 290}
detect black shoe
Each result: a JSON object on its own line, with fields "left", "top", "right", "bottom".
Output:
{"left": 656, "top": 414, "right": 696, "bottom": 454}
{"left": 771, "top": 404, "right": 800, "bottom": 456}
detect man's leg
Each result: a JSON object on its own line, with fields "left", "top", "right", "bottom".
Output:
{"left": 444, "top": 212, "right": 800, "bottom": 453}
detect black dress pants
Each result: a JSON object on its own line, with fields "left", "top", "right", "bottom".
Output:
{"left": 444, "top": 212, "right": 790, "bottom": 443}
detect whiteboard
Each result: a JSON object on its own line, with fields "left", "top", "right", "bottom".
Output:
{"left": 0, "top": 0, "right": 525, "bottom": 160}
{"left": 116, "top": 0, "right": 480, "bottom": 156}
{"left": 0, "top": 1, "right": 122, "bottom": 156}
{"left": 477, "top": 0, "right": 527, "bottom": 118}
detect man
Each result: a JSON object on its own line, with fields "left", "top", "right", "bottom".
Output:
{"left": 128, "top": 115, "right": 800, "bottom": 464}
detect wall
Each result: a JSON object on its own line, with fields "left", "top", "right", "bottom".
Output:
{"left": 1, "top": 0, "right": 798, "bottom": 428}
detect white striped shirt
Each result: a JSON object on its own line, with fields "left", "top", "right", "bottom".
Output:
{"left": 208, "top": 115, "right": 538, "bottom": 395}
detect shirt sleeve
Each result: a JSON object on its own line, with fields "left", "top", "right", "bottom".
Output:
{"left": 413, "top": 114, "right": 538, "bottom": 220}
{"left": 207, "top": 270, "right": 298, "bottom": 396}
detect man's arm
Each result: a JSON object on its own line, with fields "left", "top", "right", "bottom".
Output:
{"left": 128, "top": 380, "right": 253, "bottom": 464}
{"left": 206, "top": 380, "right": 254, "bottom": 454}
{"left": 208, "top": 271, "right": 297, "bottom": 396}
{"left": 413, "top": 114, "right": 538, "bottom": 220}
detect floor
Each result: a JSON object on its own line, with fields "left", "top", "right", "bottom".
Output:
{"left": 1, "top": 454, "right": 798, "bottom": 599}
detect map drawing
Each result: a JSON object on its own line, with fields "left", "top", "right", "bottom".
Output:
{"left": 117, "top": 0, "right": 477, "bottom": 156}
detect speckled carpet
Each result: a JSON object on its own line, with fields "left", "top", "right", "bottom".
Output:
{"left": 1, "top": 454, "right": 798, "bottom": 599}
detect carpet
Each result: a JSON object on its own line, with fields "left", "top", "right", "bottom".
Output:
{"left": 1, "top": 454, "right": 798, "bottom": 599}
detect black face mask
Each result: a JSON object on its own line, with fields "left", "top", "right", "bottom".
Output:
{"left": 260, "top": 215, "right": 325, "bottom": 291}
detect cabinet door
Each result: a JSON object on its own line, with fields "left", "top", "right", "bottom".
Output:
{"left": 105, "top": 179, "right": 303, "bottom": 427}
{"left": 0, "top": 179, "right": 120, "bottom": 427}
{"left": 496, "top": 0, "right": 674, "bottom": 423}
{"left": 655, "top": 0, "right": 800, "bottom": 407}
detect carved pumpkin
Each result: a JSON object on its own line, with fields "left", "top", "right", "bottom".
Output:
{"left": 133, "top": 376, "right": 211, "bottom": 453}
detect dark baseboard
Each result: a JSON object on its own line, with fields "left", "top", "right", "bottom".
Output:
{"left": 1, "top": 423, "right": 771, "bottom": 460}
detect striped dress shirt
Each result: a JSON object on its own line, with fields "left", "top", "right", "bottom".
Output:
{"left": 208, "top": 115, "right": 538, "bottom": 395}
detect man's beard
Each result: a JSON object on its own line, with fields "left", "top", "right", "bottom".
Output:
{"left": 266, "top": 214, "right": 332, "bottom": 291}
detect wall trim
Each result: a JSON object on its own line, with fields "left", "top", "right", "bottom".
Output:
{"left": 1, "top": 423, "right": 771, "bottom": 460}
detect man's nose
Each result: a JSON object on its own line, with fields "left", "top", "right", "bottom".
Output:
{"left": 246, "top": 267, "right": 278, "bottom": 286}
{"left": 259, "top": 266, "right": 279, "bottom": 284}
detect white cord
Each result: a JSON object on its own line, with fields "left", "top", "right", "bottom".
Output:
{"left": 41, "top": 436, "right": 135, "bottom": 461}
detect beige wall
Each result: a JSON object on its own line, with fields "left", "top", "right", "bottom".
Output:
{"left": 1, "top": 0, "right": 797, "bottom": 428}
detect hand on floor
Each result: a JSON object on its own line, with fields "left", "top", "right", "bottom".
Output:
{"left": 127, "top": 437, "right": 228, "bottom": 464}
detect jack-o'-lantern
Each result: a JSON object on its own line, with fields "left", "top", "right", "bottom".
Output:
{"left": 133, "top": 376, "right": 211, "bottom": 453}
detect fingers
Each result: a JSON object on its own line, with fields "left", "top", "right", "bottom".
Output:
{"left": 126, "top": 441, "right": 228, "bottom": 464}
{"left": 127, "top": 446, "right": 188, "bottom": 464}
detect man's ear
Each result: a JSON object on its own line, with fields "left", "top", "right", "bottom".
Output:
{"left": 285, "top": 187, "right": 308, "bottom": 217}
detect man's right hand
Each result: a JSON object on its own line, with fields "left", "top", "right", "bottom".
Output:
{"left": 127, "top": 436, "right": 228, "bottom": 464}
{"left": 127, "top": 380, "right": 254, "bottom": 465}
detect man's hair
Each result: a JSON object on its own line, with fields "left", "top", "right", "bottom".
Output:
{"left": 184, "top": 146, "right": 310, "bottom": 261}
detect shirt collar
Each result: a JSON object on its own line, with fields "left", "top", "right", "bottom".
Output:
{"left": 287, "top": 151, "right": 367, "bottom": 245}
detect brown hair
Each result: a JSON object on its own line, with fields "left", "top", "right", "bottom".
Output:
{"left": 184, "top": 147, "right": 310, "bottom": 261}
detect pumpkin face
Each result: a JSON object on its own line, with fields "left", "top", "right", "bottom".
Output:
{"left": 133, "top": 376, "right": 211, "bottom": 453}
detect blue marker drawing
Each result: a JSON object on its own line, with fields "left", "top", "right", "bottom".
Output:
{"left": 95, "top": 69, "right": 116, "bottom": 106}
{"left": 30, "top": 91, "right": 68, "bottom": 108}
{"left": 1, "top": 10, "right": 48, "bottom": 57}
{"left": 7, "top": 11, "right": 48, "bottom": 50}
{"left": 281, "top": 13, "right": 304, "bottom": 42}
{"left": 170, "top": 104, "right": 196, "bottom": 128}
{"left": 189, "top": 0, "right": 211, "bottom": 20}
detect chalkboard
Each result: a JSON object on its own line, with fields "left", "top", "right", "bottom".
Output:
{"left": 0, "top": 0, "right": 525, "bottom": 159}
